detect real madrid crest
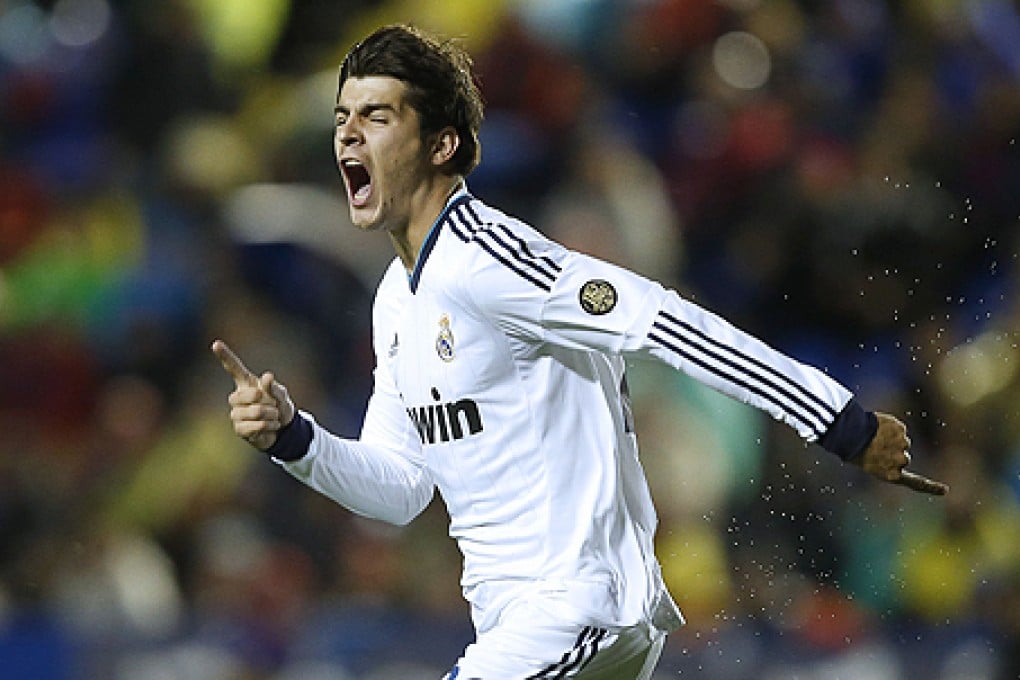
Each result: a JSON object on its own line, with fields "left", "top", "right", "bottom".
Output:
{"left": 436, "top": 314, "right": 455, "bottom": 362}
{"left": 579, "top": 279, "right": 618, "bottom": 315}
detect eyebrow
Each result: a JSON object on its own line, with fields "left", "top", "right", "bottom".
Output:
{"left": 334, "top": 103, "right": 398, "bottom": 117}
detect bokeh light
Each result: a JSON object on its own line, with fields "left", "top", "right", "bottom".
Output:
{"left": 712, "top": 30, "right": 771, "bottom": 90}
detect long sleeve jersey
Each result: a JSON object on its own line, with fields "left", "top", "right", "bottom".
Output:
{"left": 268, "top": 185, "right": 876, "bottom": 634}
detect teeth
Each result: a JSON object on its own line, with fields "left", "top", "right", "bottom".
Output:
{"left": 341, "top": 158, "right": 371, "bottom": 205}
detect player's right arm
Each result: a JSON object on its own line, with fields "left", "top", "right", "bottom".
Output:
{"left": 212, "top": 337, "right": 434, "bottom": 526}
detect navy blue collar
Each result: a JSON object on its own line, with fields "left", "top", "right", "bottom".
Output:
{"left": 408, "top": 185, "right": 471, "bottom": 293}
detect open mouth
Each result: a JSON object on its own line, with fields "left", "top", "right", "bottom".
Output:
{"left": 340, "top": 159, "right": 372, "bottom": 207}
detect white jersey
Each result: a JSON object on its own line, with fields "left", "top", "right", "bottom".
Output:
{"left": 277, "top": 185, "right": 866, "bottom": 634}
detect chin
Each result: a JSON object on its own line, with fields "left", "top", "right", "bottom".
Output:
{"left": 349, "top": 206, "right": 381, "bottom": 231}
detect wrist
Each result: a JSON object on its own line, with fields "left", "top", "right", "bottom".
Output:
{"left": 264, "top": 412, "right": 313, "bottom": 461}
{"left": 819, "top": 398, "right": 878, "bottom": 462}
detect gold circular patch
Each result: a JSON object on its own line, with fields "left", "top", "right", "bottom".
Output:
{"left": 579, "top": 279, "right": 617, "bottom": 315}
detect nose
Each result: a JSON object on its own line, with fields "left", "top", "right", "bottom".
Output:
{"left": 335, "top": 118, "right": 361, "bottom": 148}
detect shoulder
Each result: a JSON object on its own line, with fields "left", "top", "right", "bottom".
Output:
{"left": 443, "top": 197, "right": 568, "bottom": 293}
{"left": 447, "top": 197, "right": 553, "bottom": 247}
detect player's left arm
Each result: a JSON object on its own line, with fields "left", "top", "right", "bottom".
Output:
{"left": 529, "top": 252, "right": 948, "bottom": 496}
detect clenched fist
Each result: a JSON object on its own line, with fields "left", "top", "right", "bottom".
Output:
{"left": 212, "top": 339, "right": 295, "bottom": 451}
{"left": 852, "top": 412, "right": 948, "bottom": 496}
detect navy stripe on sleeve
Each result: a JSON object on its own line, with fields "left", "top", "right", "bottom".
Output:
{"left": 451, "top": 203, "right": 560, "bottom": 291}
{"left": 649, "top": 309, "right": 841, "bottom": 439}
{"left": 472, "top": 235, "right": 553, "bottom": 291}
{"left": 492, "top": 222, "right": 562, "bottom": 274}
{"left": 658, "top": 310, "right": 838, "bottom": 422}
{"left": 649, "top": 327, "right": 825, "bottom": 440}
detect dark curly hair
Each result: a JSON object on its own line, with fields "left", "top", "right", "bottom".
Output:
{"left": 339, "top": 24, "right": 484, "bottom": 177}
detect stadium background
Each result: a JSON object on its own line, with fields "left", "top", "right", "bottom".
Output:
{"left": 1, "top": 0, "right": 1019, "bottom": 677}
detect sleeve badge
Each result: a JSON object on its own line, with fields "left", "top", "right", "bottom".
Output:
{"left": 579, "top": 279, "right": 618, "bottom": 315}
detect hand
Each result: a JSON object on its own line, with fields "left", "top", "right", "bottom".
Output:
{"left": 851, "top": 412, "right": 948, "bottom": 496}
{"left": 212, "top": 339, "right": 296, "bottom": 451}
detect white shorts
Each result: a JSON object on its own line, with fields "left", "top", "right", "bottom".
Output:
{"left": 441, "top": 596, "right": 666, "bottom": 680}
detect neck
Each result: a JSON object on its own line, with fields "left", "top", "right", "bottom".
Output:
{"left": 389, "top": 175, "right": 461, "bottom": 271}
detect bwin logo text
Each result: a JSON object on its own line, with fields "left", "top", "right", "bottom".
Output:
{"left": 407, "top": 387, "right": 483, "bottom": 444}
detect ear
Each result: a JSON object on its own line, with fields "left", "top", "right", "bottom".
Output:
{"left": 430, "top": 126, "right": 461, "bottom": 168}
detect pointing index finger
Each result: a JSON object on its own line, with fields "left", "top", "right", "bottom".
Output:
{"left": 211, "top": 339, "right": 257, "bottom": 387}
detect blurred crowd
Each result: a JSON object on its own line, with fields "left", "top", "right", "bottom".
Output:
{"left": 2, "top": 0, "right": 1020, "bottom": 678}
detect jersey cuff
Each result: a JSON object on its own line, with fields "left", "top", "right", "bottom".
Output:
{"left": 265, "top": 413, "right": 314, "bottom": 462}
{"left": 818, "top": 398, "right": 878, "bottom": 461}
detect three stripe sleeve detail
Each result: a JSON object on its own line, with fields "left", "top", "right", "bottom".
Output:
{"left": 648, "top": 309, "right": 838, "bottom": 439}
{"left": 446, "top": 202, "right": 561, "bottom": 292}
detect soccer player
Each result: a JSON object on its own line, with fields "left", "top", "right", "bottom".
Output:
{"left": 213, "top": 24, "right": 948, "bottom": 679}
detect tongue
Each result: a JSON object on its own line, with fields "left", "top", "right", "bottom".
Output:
{"left": 353, "top": 182, "right": 371, "bottom": 205}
